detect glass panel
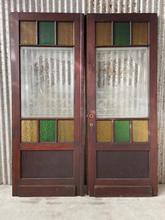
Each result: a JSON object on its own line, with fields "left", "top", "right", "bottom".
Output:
{"left": 57, "top": 22, "right": 74, "bottom": 45}
{"left": 20, "top": 21, "right": 36, "bottom": 45}
{"left": 133, "top": 120, "right": 148, "bottom": 142}
{"left": 21, "top": 120, "right": 38, "bottom": 142}
{"left": 40, "top": 120, "right": 56, "bottom": 142}
{"left": 96, "top": 22, "right": 112, "bottom": 46}
{"left": 96, "top": 47, "right": 149, "bottom": 118}
{"left": 132, "top": 22, "right": 148, "bottom": 45}
{"left": 38, "top": 21, "right": 55, "bottom": 45}
{"left": 114, "top": 120, "right": 130, "bottom": 143}
{"left": 21, "top": 47, "right": 74, "bottom": 118}
{"left": 114, "top": 22, "right": 130, "bottom": 45}
{"left": 97, "top": 120, "right": 113, "bottom": 142}
{"left": 58, "top": 120, "right": 74, "bottom": 142}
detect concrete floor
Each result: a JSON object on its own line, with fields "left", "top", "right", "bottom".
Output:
{"left": 0, "top": 185, "right": 165, "bottom": 220}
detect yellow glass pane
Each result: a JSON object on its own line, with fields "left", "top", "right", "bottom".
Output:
{"left": 20, "top": 21, "right": 36, "bottom": 44}
{"left": 96, "top": 22, "right": 112, "bottom": 46}
{"left": 57, "top": 22, "right": 74, "bottom": 46}
{"left": 58, "top": 120, "right": 74, "bottom": 142}
{"left": 21, "top": 120, "right": 38, "bottom": 142}
{"left": 132, "top": 22, "right": 148, "bottom": 45}
{"left": 97, "top": 121, "right": 113, "bottom": 142}
{"left": 132, "top": 120, "right": 148, "bottom": 142}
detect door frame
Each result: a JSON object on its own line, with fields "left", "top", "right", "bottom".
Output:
{"left": 10, "top": 12, "right": 157, "bottom": 197}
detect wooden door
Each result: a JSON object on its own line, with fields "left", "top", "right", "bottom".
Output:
{"left": 10, "top": 13, "right": 85, "bottom": 196}
{"left": 87, "top": 14, "right": 158, "bottom": 196}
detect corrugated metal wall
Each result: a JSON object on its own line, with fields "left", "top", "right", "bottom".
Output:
{"left": 0, "top": 0, "right": 165, "bottom": 184}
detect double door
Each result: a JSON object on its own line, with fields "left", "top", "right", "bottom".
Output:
{"left": 11, "top": 13, "right": 157, "bottom": 196}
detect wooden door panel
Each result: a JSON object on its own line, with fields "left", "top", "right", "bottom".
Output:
{"left": 87, "top": 13, "right": 157, "bottom": 196}
{"left": 21, "top": 150, "right": 73, "bottom": 178}
{"left": 10, "top": 13, "right": 84, "bottom": 196}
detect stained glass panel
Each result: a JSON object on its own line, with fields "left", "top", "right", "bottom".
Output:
{"left": 21, "top": 120, "right": 38, "bottom": 142}
{"left": 114, "top": 22, "right": 130, "bottom": 45}
{"left": 96, "top": 22, "right": 112, "bottom": 46}
{"left": 114, "top": 120, "right": 130, "bottom": 143}
{"left": 133, "top": 120, "right": 148, "bottom": 142}
{"left": 96, "top": 120, "right": 113, "bottom": 142}
{"left": 40, "top": 120, "right": 56, "bottom": 142}
{"left": 57, "top": 22, "right": 74, "bottom": 46}
{"left": 38, "top": 21, "right": 55, "bottom": 45}
{"left": 58, "top": 120, "right": 74, "bottom": 142}
{"left": 20, "top": 21, "right": 36, "bottom": 45}
{"left": 132, "top": 22, "right": 148, "bottom": 45}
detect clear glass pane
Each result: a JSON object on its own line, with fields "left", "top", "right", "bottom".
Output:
{"left": 21, "top": 47, "right": 74, "bottom": 118}
{"left": 96, "top": 47, "right": 149, "bottom": 118}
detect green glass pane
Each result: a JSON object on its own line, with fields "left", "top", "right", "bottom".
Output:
{"left": 114, "top": 22, "right": 130, "bottom": 46}
{"left": 39, "top": 22, "right": 55, "bottom": 45}
{"left": 114, "top": 120, "right": 130, "bottom": 143}
{"left": 40, "top": 120, "right": 56, "bottom": 142}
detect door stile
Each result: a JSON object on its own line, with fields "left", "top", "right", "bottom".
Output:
{"left": 87, "top": 15, "right": 96, "bottom": 196}
{"left": 10, "top": 13, "right": 20, "bottom": 195}
{"left": 74, "top": 14, "right": 85, "bottom": 195}
{"left": 149, "top": 15, "right": 158, "bottom": 195}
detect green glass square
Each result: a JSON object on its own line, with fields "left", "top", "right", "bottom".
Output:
{"left": 40, "top": 120, "right": 56, "bottom": 142}
{"left": 113, "top": 22, "right": 130, "bottom": 46}
{"left": 114, "top": 120, "right": 130, "bottom": 143}
{"left": 38, "top": 21, "right": 55, "bottom": 45}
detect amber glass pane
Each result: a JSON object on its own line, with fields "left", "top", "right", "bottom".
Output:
{"left": 96, "top": 22, "right": 112, "bottom": 46}
{"left": 57, "top": 22, "right": 74, "bottom": 45}
{"left": 132, "top": 22, "right": 148, "bottom": 45}
{"left": 21, "top": 120, "right": 38, "bottom": 142}
{"left": 97, "top": 121, "right": 113, "bottom": 142}
{"left": 58, "top": 120, "right": 74, "bottom": 142}
{"left": 20, "top": 21, "right": 36, "bottom": 44}
{"left": 133, "top": 120, "right": 148, "bottom": 142}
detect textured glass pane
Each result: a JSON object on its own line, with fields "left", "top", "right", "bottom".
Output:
{"left": 96, "top": 48, "right": 149, "bottom": 118}
{"left": 38, "top": 22, "right": 55, "bottom": 45}
{"left": 57, "top": 22, "right": 74, "bottom": 46}
{"left": 114, "top": 22, "right": 130, "bottom": 45}
{"left": 21, "top": 47, "right": 74, "bottom": 118}
{"left": 40, "top": 120, "right": 56, "bottom": 142}
{"left": 20, "top": 21, "right": 36, "bottom": 45}
{"left": 114, "top": 120, "right": 130, "bottom": 143}
{"left": 132, "top": 22, "right": 148, "bottom": 45}
{"left": 58, "top": 120, "right": 74, "bottom": 142}
{"left": 96, "top": 22, "right": 112, "bottom": 46}
{"left": 96, "top": 120, "right": 113, "bottom": 142}
{"left": 21, "top": 120, "right": 38, "bottom": 142}
{"left": 132, "top": 120, "right": 148, "bottom": 142}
